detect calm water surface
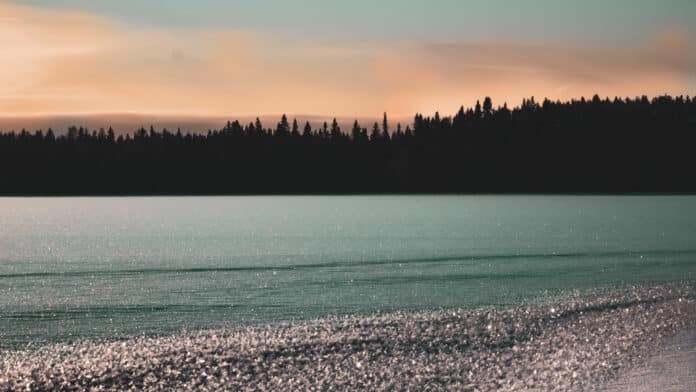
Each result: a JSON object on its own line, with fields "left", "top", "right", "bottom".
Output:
{"left": 1, "top": 196, "right": 695, "bottom": 348}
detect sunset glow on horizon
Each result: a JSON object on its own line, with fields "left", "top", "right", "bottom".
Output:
{"left": 1, "top": 0, "right": 695, "bottom": 120}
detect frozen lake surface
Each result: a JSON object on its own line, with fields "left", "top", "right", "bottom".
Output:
{"left": 0, "top": 195, "right": 695, "bottom": 347}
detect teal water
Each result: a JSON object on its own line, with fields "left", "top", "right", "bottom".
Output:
{"left": 0, "top": 196, "right": 695, "bottom": 348}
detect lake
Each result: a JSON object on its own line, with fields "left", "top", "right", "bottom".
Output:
{"left": 1, "top": 195, "right": 695, "bottom": 348}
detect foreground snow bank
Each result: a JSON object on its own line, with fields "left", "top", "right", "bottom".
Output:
{"left": 1, "top": 283, "right": 694, "bottom": 391}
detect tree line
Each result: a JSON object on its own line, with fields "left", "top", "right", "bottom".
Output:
{"left": 1, "top": 94, "right": 695, "bottom": 194}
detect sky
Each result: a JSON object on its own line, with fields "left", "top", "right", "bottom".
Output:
{"left": 1, "top": 0, "right": 695, "bottom": 124}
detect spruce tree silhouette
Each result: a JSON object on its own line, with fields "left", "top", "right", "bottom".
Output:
{"left": 330, "top": 118, "right": 342, "bottom": 141}
{"left": 255, "top": 117, "right": 264, "bottom": 136}
{"left": 291, "top": 118, "right": 300, "bottom": 137}
{"left": 404, "top": 125, "right": 413, "bottom": 138}
{"left": 351, "top": 120, "right": 362, "bottom": 142}
{"left": 483, "top": 97, "right": 493, "bottom": 117}
{"left": 370, "top": 122, "right": 381, "bottom": 142}
{"left": 321, "top": 121, "right": 329, "bottom": 140}
{"left": 276, "top": 114, "right": 289, "bottom": 137}
{"left": 0, "top": 94, "right": 695, "bottom": 194}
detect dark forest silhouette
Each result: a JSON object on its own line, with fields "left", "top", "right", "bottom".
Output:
{"left": 1, "top": 94, "right": 695, "bottom": 194}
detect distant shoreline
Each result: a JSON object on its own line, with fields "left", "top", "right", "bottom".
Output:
{"left": 1, "top": 192, "right": 696, "bottom": 197}
{"left": 3, "top": 95, "right": 696, "bottom": 194}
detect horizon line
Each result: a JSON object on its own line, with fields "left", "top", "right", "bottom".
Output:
{"left": 1, "top": 93, "right": 693, "bottom": 121}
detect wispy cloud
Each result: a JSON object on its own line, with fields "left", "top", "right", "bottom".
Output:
{"left": 374, "top": 35, "right": 696, "bottom": 114}
{"left": 1, "top": 1, "right": 694, "bottom": 118}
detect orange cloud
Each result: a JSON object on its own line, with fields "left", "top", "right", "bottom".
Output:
{"left": 374, "top": 38, "right": 695, "bottom": 115}
{"left": 0, "top": 1, "right": 694, "bottom": 119}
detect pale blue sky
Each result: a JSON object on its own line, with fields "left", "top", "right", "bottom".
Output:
{"left": 17, "top": 0, "right": 696, "bottom": 43}
{"left": 3, "top": 0, "right": 695, "bottom": 116}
